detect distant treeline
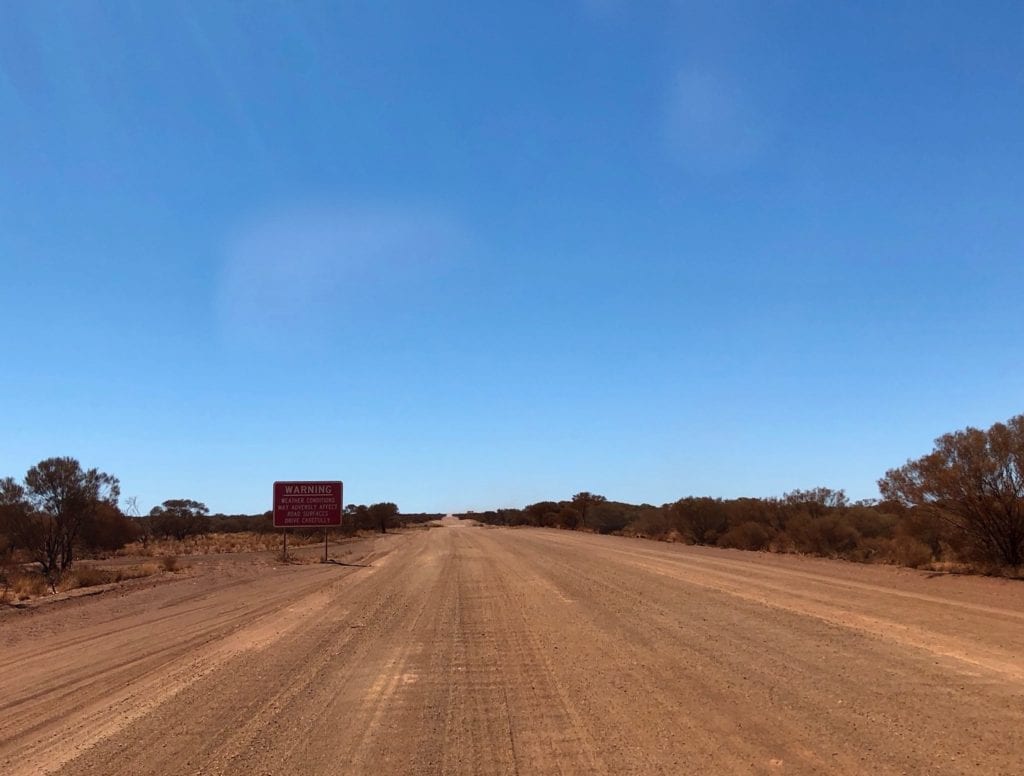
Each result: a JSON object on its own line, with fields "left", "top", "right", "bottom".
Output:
{"left": 461, "top": 414, "right": 1024, "bottom": 574}
{"left": 141, "top": 501, "right": 440, "bottom": 540}
{"left": 3, "top": 413, "right": 1022, "bottom": 579}
{"left": 460, "top": 489, "right": 942, "bottom": 568}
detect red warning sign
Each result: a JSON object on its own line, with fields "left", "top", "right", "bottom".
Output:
{"left": 273, "top": 481, "right": 343, "bottom": 528}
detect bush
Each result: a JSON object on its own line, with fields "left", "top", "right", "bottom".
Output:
{"left": 892, "top": 536, "right": 933, "bottom": 568}
{"left": 769, "top": 531, "right": 796, "bottom": 553}
{"left": 78, "top": 502, "right": 140, "bottom": 554}
{"left": 717, "top": 521, "right": 770, "bottom": 551}
{"left": 52, "top": 563, "right": 164, "bottom": 592}
{"left": 671, "top": 498, "right": 729, "bottom": 545}
{"left": 850, "top": 536, "right": 895, "bottom": 563}
{"left": 70, "top": 566, "right": 110, "bottom": 587}
{"left": 590, "top": 503, "right": 631, "bottom": 535}
{"left": 556, "top": 508, "right": 581, "bottom": 530}
{"left": 845, "top": 507, "right": 897, "bottom": 540}
{"left": 8, "top": 571, "right": 48, "bottom": 599}
{"left": 790, "top": 515, "right": 861, "bottom": 557}
{"left": 896, "top": 508, "right": 950, "bottom": 558}
{"left": 625, "top": 508, "right": 675, "bottom": 539}
{"left": 524, "top": 502, "right": 560, "bottom": 527}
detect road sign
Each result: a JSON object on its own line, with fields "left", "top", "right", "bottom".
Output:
{"left": 273, "top": 481, "right": 343, "bottom": 528}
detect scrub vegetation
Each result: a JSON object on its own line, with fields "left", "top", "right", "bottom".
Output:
{"left": 462, "top": 414, "right": 1024, "bottom": 576}
{"left": 3, "top": 414, "right": 1021, "bottom": 602}
{"left": 0, "top": 460, "right": 429, "bottom": 602}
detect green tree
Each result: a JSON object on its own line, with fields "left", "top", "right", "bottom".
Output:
{"left": 879, "top": 415, "right": 1024, "bottom": 568}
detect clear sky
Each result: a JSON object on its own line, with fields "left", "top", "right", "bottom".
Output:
{"left": 2, "top": 2, "right": 1022, "bottom": 515}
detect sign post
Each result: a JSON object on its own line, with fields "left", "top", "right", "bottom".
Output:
{"left": 273, "top": 481, "right": 344, "bottom": 562}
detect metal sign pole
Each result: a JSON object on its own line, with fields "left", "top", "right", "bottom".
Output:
{"left": 283, "top": 528, "right": 288, "bottom": 561}
{"left": 323, "top": 527, "right": 328, "bottom": 563}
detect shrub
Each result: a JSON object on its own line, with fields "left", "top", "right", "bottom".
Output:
{"left": 78, "top": 502, "right": 140, "bottom": 554}
{"left": 791, "top": 515, "right": 861, "bottom": 557}
{"left": 2, "top": 571, "right": 49, "bottom": 600}
{"left": 717, "top": 521, "right": 770, "bottom": 551}
{"left": 671, "top": 498, "right": 729, "bottom": 545}
{"left": 70, "top": 566, "right": 111, "bottom": 588}
{"left": 769, "top": 531, "right": 796, "bottom": 553}
{"left": 52, "top": 563, "right": 165, "bottom": 592}
{"left": 557, "top": 508, "right": 581, "bottom": 530}
{"left": 892, "top": 536, "right": 933, "bottom": 568}
{"left": 590, "top": 503, "right": 631, "bottom": 535}
{"left": 852, "top": 536, "right": 896, "bottom": 563}
{"left": 845, "top": 507, "right": 897, "bottom": 540}
{"left": 626, "top": 508, "right": 675, "bottom": 539}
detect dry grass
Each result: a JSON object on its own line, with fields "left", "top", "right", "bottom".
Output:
{"left": 2, "top": 571, "right": 49, "bottom": 602}
{"left": 58, "top": 562, "right": 165, "bottom": 592}
{"left": 1, "top": 561, "right": 174, "bottom": 604}
{"left": 933, "top": 561, "right": 1024, "bottom": 579}
{"left": 118, "top": 531, "right": 364, "bottom": 558}
{"left": 120, "top": 532, "right": 285, "bottom": 557}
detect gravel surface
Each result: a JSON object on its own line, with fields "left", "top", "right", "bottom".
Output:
{"left": 2, "top": 518, "right": 1023, "bottom": 775}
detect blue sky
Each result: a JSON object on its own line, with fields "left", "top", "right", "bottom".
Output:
{"left": 2, "top": 2, "right": 1022, "bottom": 514}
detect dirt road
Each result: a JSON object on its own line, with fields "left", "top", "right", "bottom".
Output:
{"left": 3, "top": 520, "right": 1024, "bottom": 775}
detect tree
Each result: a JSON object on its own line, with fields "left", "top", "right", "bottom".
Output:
{"left": 0, "top": 477, "right": 27, "bottom": 597}
{"left": 79, "top": 501, "right": 139, "bottom": 552}
{"left": 524, "top": 501, "right": 560, "bottom": 527}
{"left": 571, "top": 492, "right": 607, "bottom": 530}
{"left": 124, "top": 495, "right": 156, "bottom": 548}
{"left": 150, "top": 499, "right": 209, "bottom": 540}
{"left": 0, "top": 476, "right": 26, "bottom": 506}
{"left": 879, "top": 415, "right": 1024, "bottom": 568}
{"left": 344, "top": 503, "right": 369, "bottom": 533}
{"left": 367, "top": 502, "right": 399, "bottom": 533}
{"left": 0, "top": 477, "right": 28, "bottom": 549}
{"left": 21, "top": 457, "right": 120, "bottom": 574}
{"left": 783, "top": 487, "right": 849, "bottom": 516}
